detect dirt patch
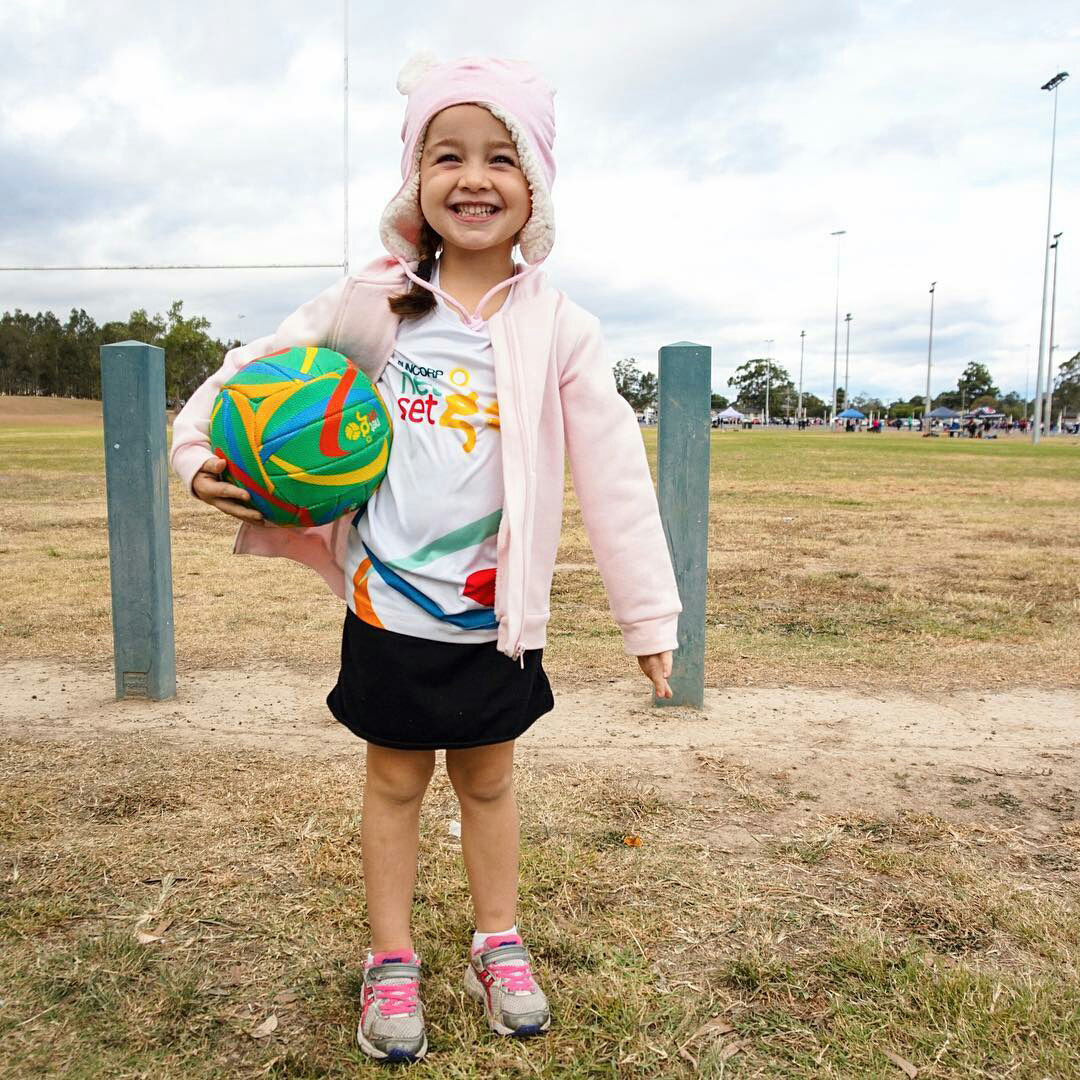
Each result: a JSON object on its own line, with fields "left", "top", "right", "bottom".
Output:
{"left": 4, "top": 659, "right": 1077, "bottom": 852}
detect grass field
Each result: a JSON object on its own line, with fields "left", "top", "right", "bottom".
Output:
{"left": 2, "top": 395, "right": 1077, "bottom": 690}
{"left": 3, "top": 739, "right": 1080, "bottom": 1078}
{"left": 2, "top": 396, "right": 1080, "bottom": 1078}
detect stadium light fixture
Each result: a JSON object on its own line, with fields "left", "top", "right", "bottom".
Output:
{"left": 1033, "top": 72, "right": 1068, "bottom": 444}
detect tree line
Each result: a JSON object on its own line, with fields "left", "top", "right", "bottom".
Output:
{"left": 0, "top": 302, "right": 236, "bottom": 407}
{"left": 715, "top": 356, "right": 1080, "bottom": 419}
{"left": 5, "top": 304, "right": 1078, "bottom": 421}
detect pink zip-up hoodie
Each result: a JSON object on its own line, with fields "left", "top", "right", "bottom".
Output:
{"left": 170, "top": 254, "right": 682, "bottom": 660}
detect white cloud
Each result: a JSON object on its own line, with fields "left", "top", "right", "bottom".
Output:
{"left": 1, "top": 0, "right": 1075, "bottom": 404}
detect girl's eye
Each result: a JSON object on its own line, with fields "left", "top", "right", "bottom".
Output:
{"left": 435, "top": 153, "right": 460, "bottom": 164}
{"left": 432, "top": 154, "right": 516, "bottom": 166}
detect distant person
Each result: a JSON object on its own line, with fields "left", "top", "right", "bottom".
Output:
{"left": 168, "top": 54, "right": 681, "bottom": 1063}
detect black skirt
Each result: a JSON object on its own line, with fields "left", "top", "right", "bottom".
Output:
{"left": 326, "top": 607, "right": 555, "bottom": 750}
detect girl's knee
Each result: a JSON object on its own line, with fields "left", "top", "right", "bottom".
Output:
{"left": 365, "top": 746, "right": 435, "bottom": 803}
{"left": 446, "top": 746, "right": 515, "bottom": 804}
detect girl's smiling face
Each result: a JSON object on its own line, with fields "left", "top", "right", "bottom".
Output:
{"left": 418, "top": 104, "right": 531, "bottom": 258}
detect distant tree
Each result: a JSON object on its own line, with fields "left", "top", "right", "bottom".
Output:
{"left": 101, "top": 307, "right": 167, "bottom": 349}
{"left": 887, "top": 395, "right": 925, "bottom": 418}
{"left": 711, "top": 393, "right": 729, "bottom": 410}
{"left": 997, "top": 390, "right": 1026, "bottom": 420}
{"left": 61, "top": 308, "right": 104, "bottom": 398}
{"left": 1054, "top": 352, "right": 1080, "bottom": 415}
{"left": 956, "top": 361, "right": 999, "bottom": 404}
{"left": 161, "top": 301, "right": 223, "bottom": 407}
{"left": 637, "top": 371, "right": 657, "bottom": 410}
{"left": 801, "top": 392, "right": 827, "bottom": 418}
{"left": 613, "top": 358, "right": 639, "bottom": 401}
{"left": 612, "top": 357, "right": 657, "bottom": 412}
{"left": 0, "top": 311, "right": 37, "bottom": 395}
{"left": 0, "top": 300, "right": 227, "bottom": 401}
{"left": 727, "top": 358, "right": 794, "bottom": 412}
{"left": 835, "top": 387, "right": 847, "bottom": 408}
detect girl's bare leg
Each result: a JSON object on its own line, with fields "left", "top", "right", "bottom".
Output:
{"left": 362, "top": 744, "right": 436, "bottom": 953}
{"left": 445, "top": 740, "right": 519, "bottom": 932}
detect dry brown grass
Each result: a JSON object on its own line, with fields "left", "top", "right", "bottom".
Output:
{"left": 2, "top": 395, "right": 1078, "bottom": 691}
{"left": 2, "top": 735, "right": 1079, "bottom": 1077}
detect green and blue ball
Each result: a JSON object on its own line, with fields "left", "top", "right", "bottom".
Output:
{"left": 209, "top": 345, "right": 391, "bottom": 527}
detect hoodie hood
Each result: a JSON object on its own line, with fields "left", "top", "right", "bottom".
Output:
{"left": 379, "top": 53, "right": 557, "bottom": 268}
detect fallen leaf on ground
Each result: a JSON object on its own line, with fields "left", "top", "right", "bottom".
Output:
{"left": 274, "top": 989, "right": 299, "bottom": 1005}
{"left": 134, "top": 917, "right": 172, "bottom": 945}
{"left": 250, "top": 1014, "right": 278, "bottom": 1039}
{"left": 883, "top": 1049, "right": 918, "bottom": 1077}
{"left": 718, "top": 1040, "right": 747, "bottom": 1062}
{"left": 624, "top": 835, "right": 643, "bottom": 847}
{"left": 687, "top": 1016, "right": 735, "bottom": 1043}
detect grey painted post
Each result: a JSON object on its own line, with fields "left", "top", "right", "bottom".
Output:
{"left": 100, "top": 341, "right": 176, "bottom": 700}
{"left": 656, "top": 341, "right": 710, "bottom": 708}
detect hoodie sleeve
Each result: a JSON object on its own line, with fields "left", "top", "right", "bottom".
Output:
{"left": 169, "top": 276, "right": 350, "bottom": 494}
{"left": 559, "top": 313, "right": 682, "bottom": 656}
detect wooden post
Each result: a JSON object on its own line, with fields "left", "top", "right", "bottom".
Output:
{"left": 656, "top": 341, "right": 711, "bottom": 708}
{"left": 100, "top": 341, "right": 176, "bottom": 700}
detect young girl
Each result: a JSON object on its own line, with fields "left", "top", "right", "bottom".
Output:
{"left": 171, "top": 53, "right": 681, "bottom": 1063}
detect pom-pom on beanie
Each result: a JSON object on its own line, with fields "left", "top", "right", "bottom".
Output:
{"left": 379, "top": 53, "right": 557, "bottom": 266}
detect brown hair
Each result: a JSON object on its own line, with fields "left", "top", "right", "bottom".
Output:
{"left": 387, "top": 222, "right": 442, "bottom": 319}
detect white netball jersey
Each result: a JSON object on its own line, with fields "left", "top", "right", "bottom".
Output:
{"left": 343, "top": 262, "right": 512, "bottom": 642}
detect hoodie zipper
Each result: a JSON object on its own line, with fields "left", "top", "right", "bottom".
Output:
{"left": 508, "top": 314, "right": 531, "bottom": 666}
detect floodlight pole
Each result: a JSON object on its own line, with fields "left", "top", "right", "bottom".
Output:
{"left": 1042, "top": 233, "right": 1062, "bottom": 434}
{"left": 829, "top": 230, "right": 846, "bottom": 429}
{"left": 1033, "top": 71, "right": 1068, "bottom": 445}
{"left": 798, "top": 330, "right": 805, "bottom": 421}
{"left": 924, "top": 282, "right": 936, "bottom": 433}
{"left": 843, "top": 313, "right": 852, "bottom": 413}
{"left": 765, "top": 339, "right": 774, "bottom": 424}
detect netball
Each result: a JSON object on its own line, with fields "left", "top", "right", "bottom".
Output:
{"left": 209, "top": 345, "right": 391, "bottom": 527}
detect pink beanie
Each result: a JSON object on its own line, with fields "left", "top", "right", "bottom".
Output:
{"left": 379, "top": 53, "right": 557, "bottom": 266}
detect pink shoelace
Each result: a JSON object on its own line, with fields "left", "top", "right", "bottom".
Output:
{"left": 374, "top": 978, "right": 419, "bottom": 1016}
{"left": 489, "top": 957, "right": 536, "bottom": 994}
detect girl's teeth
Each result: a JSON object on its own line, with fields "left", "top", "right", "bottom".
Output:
{"left": 455, "top": 205, "right": 497, "bottom": 217}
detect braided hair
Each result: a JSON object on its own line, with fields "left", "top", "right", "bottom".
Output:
{"left": 387, "top": 222, "right": 441, "bottom": 319}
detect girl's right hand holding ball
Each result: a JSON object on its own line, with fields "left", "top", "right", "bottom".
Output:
{"left": 192, "top": 457, "right": 264, "bottom": 524}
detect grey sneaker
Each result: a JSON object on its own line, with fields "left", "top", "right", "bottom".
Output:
{"left": 357, "top": 950, "right": 427, "bottom": 1062}
{"left": 464, "top": 934, "right": 551, "bottom": 1036}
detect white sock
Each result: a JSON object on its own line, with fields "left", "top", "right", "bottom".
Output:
{"left": 472, "top": 925, "right": 517, "bottom": 953}
{"left": 365, "top": 947, "right": 416, "bottom": 968}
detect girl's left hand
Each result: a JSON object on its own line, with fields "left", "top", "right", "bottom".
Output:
{"left": 637, "top": 651, "right": 673, "bottom": 699}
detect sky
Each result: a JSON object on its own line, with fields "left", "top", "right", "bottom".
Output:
{"left": 1, "top": 0, "right": 1077, "bottom": 405}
